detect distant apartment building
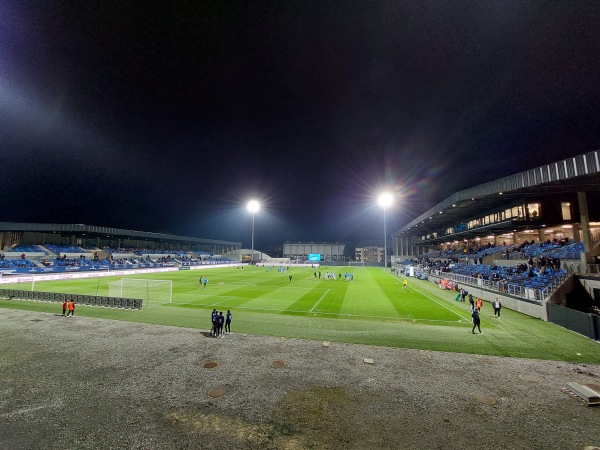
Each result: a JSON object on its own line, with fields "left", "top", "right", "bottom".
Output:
{"left": 355, "top": 241, "right": 385, "bottom": 264}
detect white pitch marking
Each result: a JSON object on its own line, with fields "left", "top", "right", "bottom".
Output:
{"left": 382, "top": 269, "right": 469, "bottom": 321}
{"left": 211, "top": 296, "right": 235, "bottom": 306}
{"left": 309, "top": 289, "right": 330, "bottom": 313}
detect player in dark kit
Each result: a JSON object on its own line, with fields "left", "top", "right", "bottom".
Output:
{"left": 217, "top": 312, "right": 225, "bottom": 338}
{"left": 211, "top": 309, "right": 218, "bottom": 336}
{"left": 225, "top": 310, "right": 232, "bottom": 333}
{"left": 471, "top": 309, "right": 481, "bottom": 334}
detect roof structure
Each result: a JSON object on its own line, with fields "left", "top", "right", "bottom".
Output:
{"left": 0, "top": 222, "right": 241, "bottom": 247}
{"left": 393, "top": 150, "right": 600, "bottom": 243}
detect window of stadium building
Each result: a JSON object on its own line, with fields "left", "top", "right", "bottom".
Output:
{"left": 561, "top": 202, "right": 572, "bottom": 221}
{"left": 504, "top": 206, "right": 524, "bottom": 219}
{"left": 527, "top": 203, "right": 540, "bottom": 219}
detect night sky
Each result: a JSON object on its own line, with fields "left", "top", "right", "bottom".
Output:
{"left": 2, "top": 1, "right": 600, "bottom": 249}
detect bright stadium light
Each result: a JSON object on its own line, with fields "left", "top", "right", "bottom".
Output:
{"left": 378, "top": 192, "right": 394, "bottom": 268}
{"left": 247, "top": 200, "right": 260, "bottom": 264}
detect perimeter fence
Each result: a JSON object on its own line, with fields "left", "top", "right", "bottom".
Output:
{"left": 0, "top": 289, "right": 142, "bottom": 309}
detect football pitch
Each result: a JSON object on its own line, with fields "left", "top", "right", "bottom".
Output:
{"left": 2, "top": 266, "right": 599, "bottom": 363}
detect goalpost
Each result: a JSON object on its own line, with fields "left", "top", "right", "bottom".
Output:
{"left": 348, "top": 261, "right": 365, "bottom": 267}
{"left": 1, "top": 276, "right": 36, "bottom": 292}
{"left": 107, "top": 278, "right": 172, "bottom": 308}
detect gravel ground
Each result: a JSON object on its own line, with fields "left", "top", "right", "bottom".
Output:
{"left": 1, "top": 308, "right": 600, "bottom": 450}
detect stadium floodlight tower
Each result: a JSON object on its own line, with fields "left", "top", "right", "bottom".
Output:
{"left": 378, "top": 192, "right": 394, "bottom": 268}
{"left": 247, "top": 199, "right": 260, "bottom": 264}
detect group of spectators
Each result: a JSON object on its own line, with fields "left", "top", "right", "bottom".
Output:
{"left": 41, "top": 254, "right": 95, "bottom": 267}
{"left": 404, "top": 250, "right": 567, "bottom": 291}
{"left": 210, "top": 309, "right": 232, "bottom": 337}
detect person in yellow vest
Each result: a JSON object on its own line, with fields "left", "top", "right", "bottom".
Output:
{"left": 403, "top": 278, "right": 408, "bottom": 290}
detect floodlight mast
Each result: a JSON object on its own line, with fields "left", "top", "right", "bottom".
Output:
{"left": 247, "top": 200, "right": 260, "bottom": 264}
{"left": 378, "top": 192, "right": 393, "bottom": 268}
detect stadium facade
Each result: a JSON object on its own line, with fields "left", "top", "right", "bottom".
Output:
{"left": 283, "top": 242, "right": 349, "bottom": 262}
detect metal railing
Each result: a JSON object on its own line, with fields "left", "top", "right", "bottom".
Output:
{"left": 425, "top": 268, "right": 568, "bottom": 303}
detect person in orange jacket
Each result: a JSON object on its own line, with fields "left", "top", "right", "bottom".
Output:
{"left": 61, "top": 299, "right": 68, "bottom": 316}
{"left": 66, "top": 299, "right": 75, "bottom": 317}
{"left": 475, "top": 297, "right": 483, "bottom": 312}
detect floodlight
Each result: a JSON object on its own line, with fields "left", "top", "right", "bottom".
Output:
{"left": 247, "top": 200, "right": 260, "bottom": 213}
{"left": 378, "top": 192, "right": 393, "bottom": 208}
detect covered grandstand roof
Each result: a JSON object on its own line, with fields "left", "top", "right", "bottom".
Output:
{"left": 393, "top": 150, "right": 600, "bottom": 241}
{"left": 0, "top": 222, "right": 241, "bottom": 246}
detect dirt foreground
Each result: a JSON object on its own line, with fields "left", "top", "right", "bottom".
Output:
{"left": 1, "top": 308, "right": 600, "bottom": 449}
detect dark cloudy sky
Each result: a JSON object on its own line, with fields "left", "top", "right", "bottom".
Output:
{"left": 1, "top": 1, "right": 600, "bottom": 248}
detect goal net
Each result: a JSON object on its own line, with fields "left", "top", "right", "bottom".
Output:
{"left": 108, "top": 278, "right": 172, "bottom": 308}
{"left": 348, "top": 261, "right": 364, "bottom": 267}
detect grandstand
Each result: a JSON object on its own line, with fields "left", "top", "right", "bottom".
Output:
{"left": 0, "top": 223, "right": 241, "bottom": 276}
{"left": 391, "top": 150, "right": 600, "bottom": 337}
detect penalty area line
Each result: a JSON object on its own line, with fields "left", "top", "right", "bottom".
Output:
{"left": 309, "top": 289, "right": 330, "bottom": 313}
{"left": 382, "top": 269, "right": 469, "bottom": 322}
{"left": 211, "top": 296, "right": 236, "bottom": 306}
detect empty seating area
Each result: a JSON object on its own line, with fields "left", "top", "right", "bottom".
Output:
{"left": 0, "top": 259, "right": 37, "bottom": 269}
{"left": 10, "top": 244, "right": 45, "bottom": 253}
{"left": 45, "top": 244, "right": 86, "bottom": 255}
{"left": 523, "top": 241, "right": 584, "bottom": 260}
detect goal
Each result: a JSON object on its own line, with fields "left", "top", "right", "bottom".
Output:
{"left": 348, "top": 261, "right": 364, "bottom": 267}
{"left": 1, "top": 275, "right": 36, "bottom": 292}
{"left": 108, "top": 278, "right": 172, "bottom": 308}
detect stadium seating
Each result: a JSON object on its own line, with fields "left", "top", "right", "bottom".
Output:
{"left": 10, "top": 244, "right": 45, "bottom": 253}
{"left": 45, "top": 244, "right": 86, "bottom": 255}
{"left": 0, "top": 259, "right": 36, "bottom": 269}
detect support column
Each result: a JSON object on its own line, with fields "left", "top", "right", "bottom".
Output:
{"left": 572, "top": 224, "right": 581, "bottom": 243}
{"left": 578, "top": 191, "right": 592, "bottom": 253}
{"left": 538, "top": 228, "right": 545, "bottom": 243}
{"left": 577, "top": 192, "right": 592, "bottom": 273}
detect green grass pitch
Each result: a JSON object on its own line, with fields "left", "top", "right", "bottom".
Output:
{"left": 2, "top": 266, "right": 599, "bottom": 363}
